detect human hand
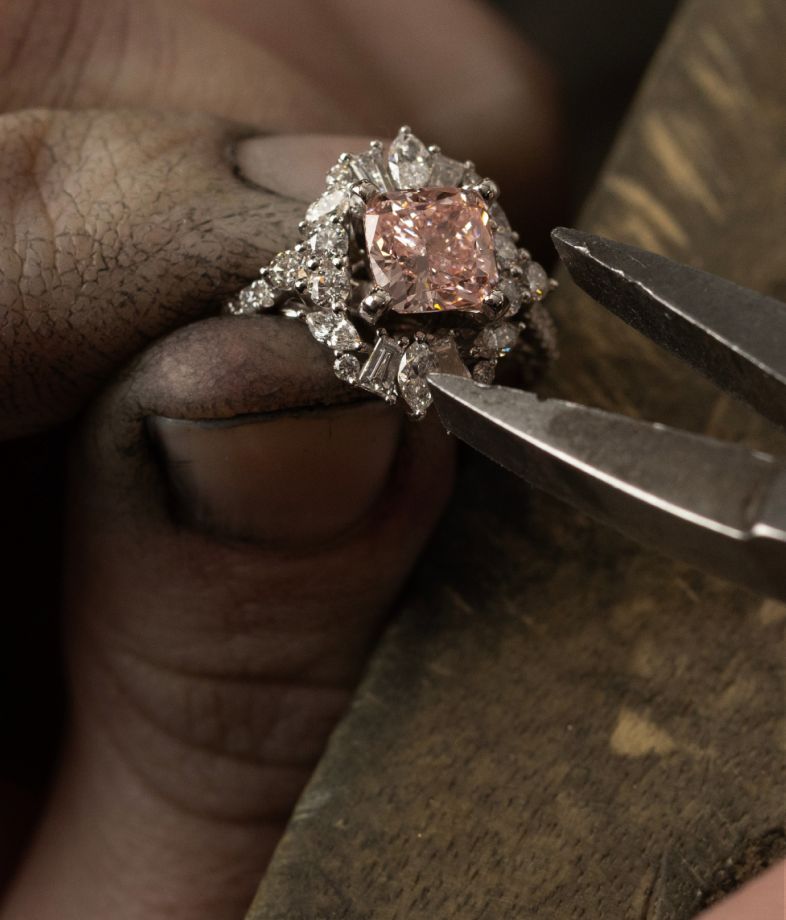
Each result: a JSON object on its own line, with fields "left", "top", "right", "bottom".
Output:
{"left": 0, "top": 1, "right": 559, "bottom": 918}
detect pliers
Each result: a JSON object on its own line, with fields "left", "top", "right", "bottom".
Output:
{"left": 428, "top": 228, "right": 786, "bottom": 602}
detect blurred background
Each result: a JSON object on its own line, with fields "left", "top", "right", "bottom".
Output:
{"left": 497, "top": 0, "right": 681, "bottom": 209}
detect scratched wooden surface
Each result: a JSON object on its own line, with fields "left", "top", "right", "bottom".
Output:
{"left": 247, "top": 0, "right": 786, "bottom": 916}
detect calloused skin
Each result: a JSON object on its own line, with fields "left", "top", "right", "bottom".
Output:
{"left": 0, "top": 2, "right": 778, "bottom": 919}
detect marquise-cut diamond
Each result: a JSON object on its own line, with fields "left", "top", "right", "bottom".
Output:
{"left": 306, "top": 310, "right": 361, "bottom": 350}
{"left": 305, "top": 187, "right": 349, "bottom": 223}
{"left": 526, "top": 262, "right": 549, "bottom": 300}
{"left": 398, "top": 341, "right": 437, "bottom": 415}
{"left": 388, "top": 129, "right": 433, "bottom": 189}
{"left": 358, "top": 335, "right": 403, "bottom": 401}
{"left": 364, "top": 187, "right": 498, "bottom": 314}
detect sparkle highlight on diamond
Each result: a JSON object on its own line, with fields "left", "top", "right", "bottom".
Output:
{"left": 364, "top": 187, "right": 498, "bottom": 314}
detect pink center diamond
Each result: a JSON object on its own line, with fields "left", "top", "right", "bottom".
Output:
{"left": 364, "top": 187, "right": 498, "bottom": 314}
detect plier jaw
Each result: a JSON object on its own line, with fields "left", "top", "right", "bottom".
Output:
{"left": 428, "top": 229, "right": 786, "bottom": 601}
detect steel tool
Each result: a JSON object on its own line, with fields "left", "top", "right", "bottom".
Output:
{"left": 429, "top": 228, "right": 786, "bottom": 601}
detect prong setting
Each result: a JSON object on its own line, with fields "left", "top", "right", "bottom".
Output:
{"left": 351, "top": 181, "right": 378, "bottom": 204}
{"left": 359, "top": 289, "right": 392, "bottom": 325}
{"left": 482, "top": 290, "right": 508, "bottom": 318}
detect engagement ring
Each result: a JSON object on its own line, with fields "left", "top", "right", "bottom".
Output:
{"left": 227, "top": 127, "right": 558, "bottom": 417}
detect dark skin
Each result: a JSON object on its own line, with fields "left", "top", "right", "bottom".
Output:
{"left": 0, "top": 2, "right": 559, "bottom": 916}
{"left": 0, "top": 3, "right": 780, "bottom": 918}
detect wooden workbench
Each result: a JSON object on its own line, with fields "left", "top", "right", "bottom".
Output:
{"left": 248, "top": 0, "right": 786, "bottom": 915}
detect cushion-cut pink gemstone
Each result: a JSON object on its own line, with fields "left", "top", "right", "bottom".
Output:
{"left": 364, "top": 187, "right": 498, "bottom": 314}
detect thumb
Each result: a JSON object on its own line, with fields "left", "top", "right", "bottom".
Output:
{"left": 3, "top": 316, "right": 453, "bottom": 919}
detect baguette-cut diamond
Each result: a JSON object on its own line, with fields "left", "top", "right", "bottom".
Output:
{"left": 358, "top": 335, "right": 403, "bottom": 401}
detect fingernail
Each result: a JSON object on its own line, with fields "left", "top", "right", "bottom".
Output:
{"left": 149, "top": 402, "right": 402, "bottom": 546}
{"left": 234, "top": 135, "right": 374, "bottom": 201}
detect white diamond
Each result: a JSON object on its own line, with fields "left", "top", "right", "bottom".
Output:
{"left": 308, "top": 267, "right": 351, "bottom": 309}
{"left": 431, "top": 153, "right": 470, "bottom": 186}
{"left": 526, "top": 262, "right": 550, "bottom": 300}
{"left": 334, "top": 353, "right": 361, "bottom": 384}
{"left": 388, "top": 129, "right": 433, "bottom": 189}
{"left": 475, "top": 321, "right": 520, "bottom": 358}
{"left": 400, "top": 379, "right": 431, "bottom": 415}
{"left": 326, "top": 163, "right": 354, "bottom": 188}
{"left": 358, "top": 335, "right": 403, "bottom": 401}
{"left": 490, "top": 203, "right": 512, "bottom": 232}
{"left": 307, "top": 223, "right": 348, "bottom": 256}
{"left": 350, "top": 150, "right": 390, "bottom": 190}
{"left": 229, "top": 278, "right": 275, "bottom": 314}
{"left": 431, "top": 336, "right": 471, "bottom": 377}
{"left": 305, "top": 310, "right": 361, "bottom": 351}
{"left": 398, "top": 341, "right": 436, "bottom": 384}
{"left": 398, "top": 341, "right": 437, "bottom": 414}
{"left": 268, "top": 251, "right": 306, "bottom": 289}
{"left": 494, "top": 232, "right": 519, "bottom": 266}
{"left": 329, "top": 317, "right": 361, "bottom": 351}
{"left": 498, "top": 276, "right": 523, "bottom": 315}
{"left": 472, "top": 360, "right": 496, "bottom": 384}
{"left": 306, "top": 187, "right": 349, "bottom": 223}
{"left": 305, "top": 310, "right": 337, "bottom": 343}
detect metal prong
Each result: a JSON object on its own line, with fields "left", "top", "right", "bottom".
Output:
{"left": 359, "top": 289, "right": 391, "bottom": 324}
{"left": 305, "top": 257, "right": 319, "bottom": 271}
{"left": 338, "top": 152, "right": 352, "bottom": 164}
{"left": 475, "top": 178, "right": 500, "bottom": 202}
{"left": 293, "top": 279, "right": 308, "bottom": 295}
{"left": 298, "top": 220, "right": 308, "bottom": 235}
{"left": 483, "top": 290, "right": 507, "bottom": 318}
{"left": 351, "top": 181, "right": 378, "bottom": 204}
{"left": 370, "top": 140, "right": 384, "bottom": 151}
{"left": 427, "top": 144, "right": 441, "bottom": 155}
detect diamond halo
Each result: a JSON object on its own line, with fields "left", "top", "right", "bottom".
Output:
{"left": 226, "top": 127, "right": 558, "bottom": 418}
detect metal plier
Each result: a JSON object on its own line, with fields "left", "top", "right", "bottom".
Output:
{"left": 428, "top": 228, "right": 786, "bottom": 602}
